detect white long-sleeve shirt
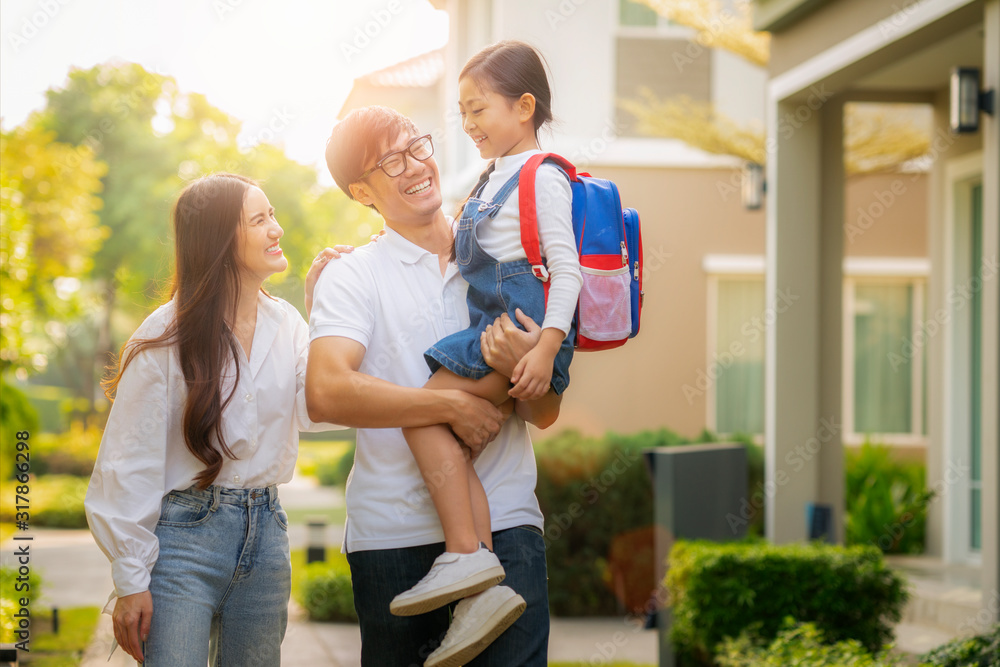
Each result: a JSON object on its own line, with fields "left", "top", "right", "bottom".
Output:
{"left": 85, "top": 293, "right": 337, "bottom": 601}
{"left": 475, "top": 150, "right": 583, "bottom": 335}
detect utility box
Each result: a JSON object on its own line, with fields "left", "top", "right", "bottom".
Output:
{"left": 644, "top": 443, "right": 748, "bottom": 667}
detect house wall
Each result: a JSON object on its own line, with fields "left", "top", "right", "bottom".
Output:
{"left": 535, "top": 167, "right": 928, "bottom": 441}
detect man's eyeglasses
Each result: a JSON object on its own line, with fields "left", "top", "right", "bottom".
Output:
{"left": 357, "top": 135, "right": 434, "bottom": 181}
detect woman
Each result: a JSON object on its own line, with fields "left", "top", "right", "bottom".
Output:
{"left": 85, "top": 173, "right": 342, "bottom": 665}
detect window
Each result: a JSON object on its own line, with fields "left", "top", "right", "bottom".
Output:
{"left": 615, "top": 0, "right": 710, "bottom": 137}
{"left": 713, "top": 278, "right": 766, "bottom": 435}
{"left": 704, "top": 256, "right": 928, "bottom": 443}
{"left": 844, "top": 267, "right": 927, "bottom": 443}
{"left": 620, "top": 0, "right": 660, "bottom": 27}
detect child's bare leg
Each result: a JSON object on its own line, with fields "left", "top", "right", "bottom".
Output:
{"left": 401, "top": 369, "right": 509, "bottom": 553}
{"left": 402, "top": 423, "right": 480, "bottom": 553}
{"left": 468, "top": 458, "right": 492, "bottom": 550}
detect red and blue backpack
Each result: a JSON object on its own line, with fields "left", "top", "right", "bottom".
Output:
{"left": 518, "top": 153, "right": 644, "bottom": 351}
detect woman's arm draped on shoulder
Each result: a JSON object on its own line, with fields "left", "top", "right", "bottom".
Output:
{"left": 85, "top": 342, "right": 170, "bottom": 599}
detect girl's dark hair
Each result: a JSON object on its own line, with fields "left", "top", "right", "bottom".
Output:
{"left": 459, "top": 40, "right": 553, "bottom": 138}
{"left": 104, "top": 173, "right": 259, "bottom": 489}
{"left": 449, "top": 40, "right": 553, "bottom": 258}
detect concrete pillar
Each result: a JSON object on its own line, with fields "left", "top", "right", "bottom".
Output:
{"left": 819, "top": 96, "right": 846, "bottom": 545}
{"left": 979, "top": 0, "right": 1000, "bottom": 623}
{"left": 764, "top": 91, "right": 832, "bottom": 544}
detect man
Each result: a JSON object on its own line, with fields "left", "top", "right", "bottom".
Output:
{"left": 306, "top": 105, "right": 557, "bottom": 666}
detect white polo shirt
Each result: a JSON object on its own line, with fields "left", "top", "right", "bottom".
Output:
{"left": 309, "top": 226, "right": 545, "bottom": 552}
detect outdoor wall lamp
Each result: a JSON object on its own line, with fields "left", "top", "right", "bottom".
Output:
{"left": 742, "top": 162, "right": 765, "bottom": 210}
{"left": 950, "top": 67, "right": 996, "bottom": 134}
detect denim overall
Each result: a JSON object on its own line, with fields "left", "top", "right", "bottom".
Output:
{"left": 425, "top": 167, "right": 574, "bottom": 394}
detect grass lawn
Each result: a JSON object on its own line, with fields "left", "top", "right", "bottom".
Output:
{"left": 22, "top": 606, "right": 101, "bottom": 666}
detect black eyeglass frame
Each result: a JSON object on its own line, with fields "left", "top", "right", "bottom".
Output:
{"left": 356, "top": 134, "right": 434, "bottom": 181}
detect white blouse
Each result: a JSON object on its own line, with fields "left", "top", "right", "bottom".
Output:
{"left": 85, "top": 293, "right": 338, "bottom": 601}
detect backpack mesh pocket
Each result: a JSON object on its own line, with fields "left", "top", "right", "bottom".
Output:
{"left": 578, "top": 266, "right": 632, "bottom": 341}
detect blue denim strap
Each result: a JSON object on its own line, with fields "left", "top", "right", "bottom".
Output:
{"left": 476, "top": 167, "right": 523, "bottom": 218}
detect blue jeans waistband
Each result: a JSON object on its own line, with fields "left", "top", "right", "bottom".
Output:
{"left": 174, "top": 484, "right": 279, "bottom": 509}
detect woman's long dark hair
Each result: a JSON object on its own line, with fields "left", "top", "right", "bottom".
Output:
{"left": 104, "top": 173, "right": 258, "bottom": 488}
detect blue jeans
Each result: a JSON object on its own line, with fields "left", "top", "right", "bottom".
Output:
{"left": 143, "top": 485, "right": 291, "bottom": 666}
{"left": 347, "top": 525, "right": 549, "bottom": 666}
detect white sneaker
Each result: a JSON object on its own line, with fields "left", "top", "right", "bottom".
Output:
{"left": 424, "top": 585, "right": 527, "bottom": 667}
{"left": 390, "top": 545, "right": 505, "bottom": 616}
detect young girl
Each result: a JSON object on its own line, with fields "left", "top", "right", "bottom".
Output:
{"left": 392, "top": 40, "right": 581, "bottom": 667}
{"left": 85, "top": 173, "right": 345, "bottom": 666}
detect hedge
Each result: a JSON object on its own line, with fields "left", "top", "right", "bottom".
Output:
{"left": 717, "top": 619, "right": 904, "bottom": 666}
{"left": 535, "top": 428, "right": 761, "bottom": 617}
{"left": 665, "top": 540, "right": 908, "bottom": 664}
{"left": 295, "top": 554, "right": 357, "bottom": 623}
{"left": 919, "top": 623, "right": 1000, "bottom": 667}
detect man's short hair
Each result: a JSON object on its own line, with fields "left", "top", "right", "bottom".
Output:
{"left": 325, "top": 106, "right": 419, "bottom": 208}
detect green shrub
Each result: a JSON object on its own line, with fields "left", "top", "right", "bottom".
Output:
{"left": 665, "top": 540, "right": 908, "bottom": 664}
{"left": 717, "top": 618, "right": 904, "bottom": 666}
{"left": 31, "top": 421, "right": 102, "bottom": 477}
{"left": 0, "top": 475, "right": 89, "bottom": 528}
{"left": 0, "top": 378, "right": 40, "bottom": 481}
{"left": 296, "top": 439, "right": 353, "bottom": 485}
{"left": 297, "top": 561, "right": 357, "bottom": 622}
{"left": 534, "top": 428, "right": 761, "bottom": 617}
{"left": 845, "top": 441, "right": 933, "bottom": 554}
{"left": 919, "top": 623, "right": 1000, "bottom": 667}
{"left": 315, "top": 442, "right": 356, "bottom": 487}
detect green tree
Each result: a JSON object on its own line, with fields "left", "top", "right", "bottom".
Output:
{"left": 0, "top": 122, "right": 107, "bottom": 378}
{"left": 29, "top": 61, "right": 377, "bottom": 416}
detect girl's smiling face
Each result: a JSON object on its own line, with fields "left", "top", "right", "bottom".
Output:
{"left": 458, "top": 76, "right": 538, "bottom": 159}
{"left": 238, "top": 185, "right": 287, "bottom": 286}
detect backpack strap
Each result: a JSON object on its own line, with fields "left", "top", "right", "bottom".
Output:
{"left": 518, "top": 153, "right": 577, "bottom": 300}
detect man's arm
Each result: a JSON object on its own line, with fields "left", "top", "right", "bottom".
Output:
{"left": 480, "top": 309, "right": 563, "bottom": 429}
{"left": 306, "top": 336, "right": 506, "bottom": 451}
